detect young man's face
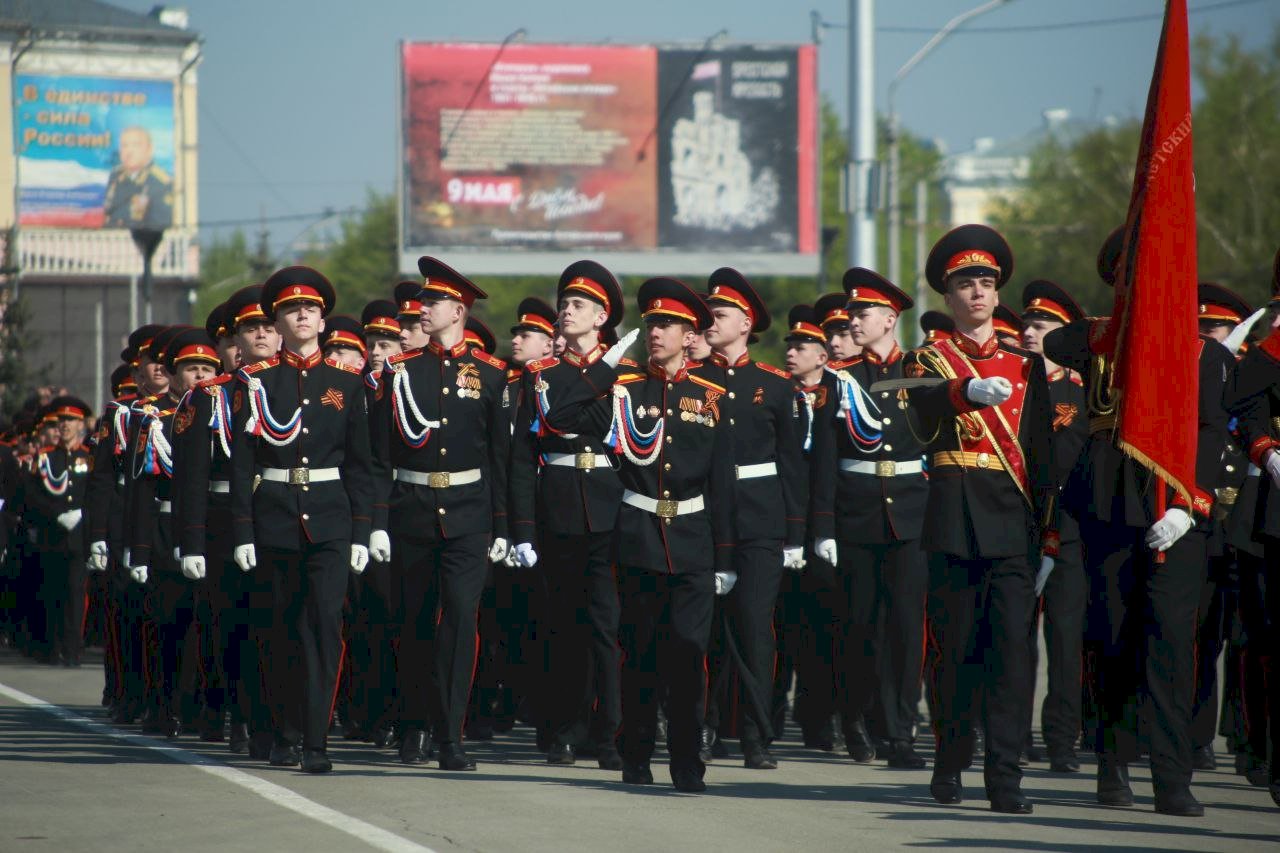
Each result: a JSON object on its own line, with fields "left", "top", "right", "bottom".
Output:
{"left": 646, "top": 318, "right": 694, "bottom": 362}
{"left": 216, "top": 337, "right": 240, "bottom": 372}
{"left": 686, "top": 331, "right": 712, "bottom": 361}
{"left": 235, "top": 319, "right": 280, "bottom": 361}
{"left": 399, "top": 318, "right": 431, "bottom": 351}
{"left": 1198, "top": 321, "right": 1231, "bottom": 343}
{"left": 57, "top": 417, "right": 83, "bottom": 445}
{"left": 367, "top": 335, "right": 401, "bottom": 373}
{"left": 785, "top": 341, "right": 828, "bottom": 378}
{"left": 176, "top": 363, "right": 216, "bottom": 393}
{"left": 275, "top": 302, "right": 324, "bottom": 346}
{"left": 324, "top": 346, "right": 366, "bottom": 371}
{"left": 510, "top": 330, "right": 552, "bottom": 365}
{"left": 943, "top": 275, "right": 998, "bottom": 327}
{"left": 849, "top": 306, "right": 897, "bottom": 348}
{"left": 704, "top": 306, "right": 751, "bottom": 349}
{"left": 1021, "top": 317, "right": 1062, "bottom": 355}
{"left": 419, "top": 299, "right": 464, "bottom": 336}
{"left": 141, "top": 355, "right": 169, "bottom": 393}
{"left": 558, "top": 295, "right": 606, "bottom": 338}
{"left": 827, "top": 327, "right": 858, "bottom": 360}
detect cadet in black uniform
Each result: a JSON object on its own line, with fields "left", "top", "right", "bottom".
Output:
{"left": 699, "top": 269, "right": 806, "bottom": 770}
{"left": 510, "top": 266, "right": 625, "bottom": 768}
{"left": 229, "top": 267, "right": 375, "bottom": 773}
{"left": 920, "top": 310, "right": 954, "bottom": 345}
{"left": 1043, "top": 229, "right": 1230, "bottom": 817}
{"left": 819, "top": 268, "right": 929, "bottom": 770}
{"left": 539, "top": 277, "right": 736, "bottom": 792}
{"left": 815, "top": 293, "right": 859, "bottom": 363}
{"left": 903, "top": 225, "right": 1055, "bottom": 814}
{"left": 1019, "top": 279, "right": 1089, "bottom": 772}
{"left": 368, "top": 257, "right": 511, "bottom": 771}
{"left": 395, "top": 280, "right": 431, "bottom": 352}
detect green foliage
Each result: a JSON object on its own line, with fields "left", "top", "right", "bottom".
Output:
{"left": 0, "top": 293, "right": 37, "bottom": 420}
{"left": 991, "top": 28, "right": 1280, "bottom": 314}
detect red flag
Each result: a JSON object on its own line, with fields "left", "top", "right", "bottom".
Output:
{"left": 1109, "top": 0, "right": 1198, "bottom": 506}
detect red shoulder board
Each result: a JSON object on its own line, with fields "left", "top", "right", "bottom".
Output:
{"left": 618, "top": 357, "right": 642, "bottom": 369}
{"left": 524, "top": 356, "right": 559, "bottom": 373}
{"left": 114, "top": 392, "right": 138, "bottom": 404}
{"left": 755, "top": 362, "right": 790, "bottom": 379}
{"left": 324, "top": 357, "right": 362, "bottom": 375}
{"left": 239, "top": 356, "right": 279, "bottom": 375}
{"left": 387, "top": 349, "right": 421, "bottom": 366}
{"left": 829, "top": 356, "right": 862, "bottom": 370}
{"left": 197, "top": 373, "right": 233, "bottom": 389}
{"left": 616, "top": 371, "right": 646, "bottom": 385}
{"left": 470, "top": 348, "right": 507, "bottom": 371}
{"left": 506, "top": 368, "right": 521, "bottom": 383}
{"left": 688, "top": 373, "right": 726, "bottom": 395}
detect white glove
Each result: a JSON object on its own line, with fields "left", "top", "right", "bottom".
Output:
{"left": 233, "top": 544, "right": 257, "bottom": 572}
{"left": 965, "top": 376, "right": 1013, "bottom": 406}
{"left": 129, "top": 565, "right": 148, "bottom": 584}
{"left": 714, "top": 570, "right": 738, "bottom": 596}
{"left": 181, "top": 555, "right": 206, "bottom": 581}
{"left": 488, "top": 537, "right": 510, "bottom": 564}
{"left": 1034, "top": 555, "right": 1054, "bottom": 597}
{"left": 603, "top": 327, "right": 640, "bottom": 369}
{"left": 514, "top": 542, "right": 538, "bottom": 568}
{"left": 350, "top": 544, "right": 369, "bottom": 575}
{"left": 1145, "top": 507, "right": 1193, "bottom": 552}
{"left": 122, "top": 547, "right": 131, "bottom": 568}
{"left": 504, "top": 549, "right": 518, "bottom": 568}
{"left": 815, "top": 538, "right": 838, "bottom": 566}
{"left": 1266, "top": 449, "right": 1280, "bottom": 488}
{"left": 782, "top": 546, "right": 806, "bottom": 571}
{"left": 173, "top": 547, "right": 181, "bottom": 561}
{"left": 56, "top": 509, "right": 83, "bottom": 530}
{"left": 369, "top": 530, "right": 391, "bottom": 563}
{"left": 87, "top": 541, "right": 109, "bottom": 572}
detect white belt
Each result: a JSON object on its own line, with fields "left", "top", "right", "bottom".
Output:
{"left": 840, "top": 458, "right": 924, "bottom": 477}
{"left": 622, "top": 489, "right": 704, "bottom": 519}
{"left": 545, "top": 452, "right": 611, "bottom": 470}
{"left": 157, "top": 500, "right": 172, "bottom": 513}
{"left": 260, "top": 466, "right": 341, "bottom": 485}
{"left": 395, "top": 468, "right": 481, "bottom": 488}
{"left": 735, "top": 461, "right": 777, "bottom": 480}
{"left": 209, "top": 480, "right": 230, "bottom": 494}
{"left": 1248, "top": 464, "right": 1261, "bottom": 477}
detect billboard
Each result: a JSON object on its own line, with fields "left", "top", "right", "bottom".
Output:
{"left": 400, "top": 42, "right": 817, "bottom": 275}
{"left": 14, "top": 75, "right": 176, "bottom": 229}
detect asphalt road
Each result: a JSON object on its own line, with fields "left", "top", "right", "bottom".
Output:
{"left": 0, "top": 647, "right": 1277, "bottom": 853}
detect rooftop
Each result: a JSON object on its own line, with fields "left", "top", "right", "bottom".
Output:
{"left": 0, "top": 0, "right": 196, "bottom": 45}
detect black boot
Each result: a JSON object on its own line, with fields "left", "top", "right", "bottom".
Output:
{"left": 844, "top": 717, "right": 875, "bottom": 763}
{"left": 438, "top": 742, "right": 476, "bottom": 771}
{"left": 887, "top": 739, "right": 927, "bottom": 769}
{"left": 301, "top": 749, "right": 333, "bottom": 774}
{"left": 228, "top": 723, "right": 250, "bottom": 754}
{"left": 400, "top": 728, "right": 430, "bottom": 764}
{"left": 1153, "top": 784, "right": 1204, "bottom": 817}
{"left": 1191, "top": 745, "right": 1216, "bottom": 771}
{"left": 929, "top": 771, "right": 963, "bottom": 804}
{"left": 1097, "top": 755, "right": 1134, "bottom": 807}
{"left": 742, "top": 743, "right": 777, "bottom": 770}
{"left": 1047, "top": 744, "right": 1081, "bottom": 773}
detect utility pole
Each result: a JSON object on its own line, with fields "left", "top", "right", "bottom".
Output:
{"left": 846, "top": 0, "right": 876, "bottom": 269}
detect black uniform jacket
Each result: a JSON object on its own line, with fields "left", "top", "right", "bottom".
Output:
{"left": 85, "top": 394, "right": 136, "bottom": 552}
{"left": 369, "top": 339, "right": 510, "bottom": 541}
{"left": 1224, "top": 329, "right": 1280, "bottom": 542}
{"left": 172, "top": 374, "right": 235, "bottom": 558}
{"left": 1045, "top": 320, "right": 1230, "bottom": 529}
{"left": 1046, "top": 368, "right": 1088, "bottom": 543}
{"left": 510, "top": 344, "right": 624, "bottom": 540}
{"left": 694, "top": 351, "right": 806, "bottom": 547}
{"left": 540, "top": 357, "right": 736, "bottom": 575}
{"left": 230, "top": 347, "right": 374, "bottom": 551}
{"left": 21, "top": 442, "right": 92, "bottom": 554}
{"left": 902, "top": 332, "right": 1055, "bottom": 560}
{"left": 123, "top": 391, "right": 182, "bottom": 569}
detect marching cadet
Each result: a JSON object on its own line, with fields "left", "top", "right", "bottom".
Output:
{"left": 395, "top": 280, "right": 431, "bottom": 351}
{"left": 1019, "top": 279, "right": 1089, "bottom": 773}
{"left": 229, "top": 267, "right": 375, "bottom": 773}
{"left": 206, "top": 302, "right": 240, "bottom": 372}
{"left": 125, "top": 326, "right": 220, "bottom": 738}
{"left": 920, "top": 310, "right": 955, "bottom": 345}
{"left": 363, "top": 300, "right": 403, "bottom": 378}
{"left": 538, "top": 277, "right": 736, "bottom": 792}
{"left": 699, "top": 269, "right": 806, "bottom": 770}
{"left": 903, "top": 225, "right": 1055, "bottom": 814}
{"left": 992, "top": 305, "right": 1023, "bottom": 346}
{"left": 819, "top": 268, "right": 929, "bottom": 770}
{"left": 815, "top": 292, "right": 860, "bottom": 363}
{"left": 24, "top": 396, "right": 93, "bottom": 667}
{"left": 1042, "top": 228, "right": 1230, "bottom": 817}
{"left": 321, "top": 315, "right": 368, "bottom": 371}
{"left": 510, "top": 267, "right": 625, "bottom": 768}
{"left": 368, "top": 257, "right": 511, "bottom": 771}
{"left": 780, "top": 305, "right": 840, "bottom": 751}
{"left": 172, "top": 308, "right": 256, "bottom": 753}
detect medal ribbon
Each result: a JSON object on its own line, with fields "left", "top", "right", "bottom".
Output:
{"left": 604, "top": 385, "right": 663, "bottom": 466}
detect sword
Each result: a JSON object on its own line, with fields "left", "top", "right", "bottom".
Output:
{"left": 868, "top": 377, "right": 948, "bottom": 394}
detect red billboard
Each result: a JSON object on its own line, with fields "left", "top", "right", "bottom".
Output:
{"left": 399, "top": 41, "right": 818, "bottom": 275}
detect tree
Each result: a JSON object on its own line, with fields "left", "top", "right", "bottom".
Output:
{"left": 990, "top": 28, "right": 1280, "bottom": 314}
{"left": 0, "top": 292, "right": 38, "bottom": 420}
{"left": 194, "top": 229, "right": 254, "bottom": 321}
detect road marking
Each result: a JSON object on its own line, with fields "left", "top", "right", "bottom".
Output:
{"left": 0, "top": 680, "right": 437, "bottom": 853}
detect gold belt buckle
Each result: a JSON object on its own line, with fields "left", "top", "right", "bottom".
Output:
{"left": 428, "top": 471, "right": 451, "bottom": 488}
{"left": 288, "top": 467, "right": 309, "bottom": 486}
{"left": 575, "top": 452, "right": 596, "bottom": 470}
{"left": 876, "top": 460, "right": 896, "bottom": 477}
{"left": 975, "top": 452, "right": 991, "bottom": 469}
{"left": 655, "top": 499, "right": 679, "bottom": 519}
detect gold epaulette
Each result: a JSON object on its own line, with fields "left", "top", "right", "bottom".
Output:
{"left": 239, "top": 356, "right": 279, "bottom": 375}
{"left": 688, "top": 373, "right": 726, "bottom": 394}
{"left": 756, "top": 362, "right": 790, "bottom": 379}
{"left": 324, "top": 357, "right": 362, "bottom": 375}
{"left": 470, "top": 349, "right": 507, "bottom": 371}
{"left": 387, "top": 349, "right": 421, "bottom": 366}
{"left": 525, "top": 356, "right": 559, "bottom": 373}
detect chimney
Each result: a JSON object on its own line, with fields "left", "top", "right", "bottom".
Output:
{"left": 149, "top": 6, "right": 190, "bottom": 29}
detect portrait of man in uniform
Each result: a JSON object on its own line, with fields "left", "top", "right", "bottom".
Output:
{"left": 103, "top": 126, "right": 173, "bottom": 229}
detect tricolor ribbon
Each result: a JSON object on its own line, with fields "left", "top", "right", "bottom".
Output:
{"left": 797, "top": 390, "right": 814, "bottom": 452}
{"left": 207, "top": 384, "right": 234, "bottom": 459}
{"left": 834, "top": 369, "right": 882, "bottom": 453}
{"left": 604, "top": 385, "right": 663, "bottom": 467}
{"left": 110, "top": 401, "right": 130, "bottom": 456}
{"left": 238, "top": 370, "right": 302, "bottom": 446}
{"left": 37, "top": 452, "right": 69, "bottom": 496}
{"left": 133, "top": 408, "right": 174, "bottom": 478}
{"left": 391, "top": 366, "right": 438, "bottom": 449}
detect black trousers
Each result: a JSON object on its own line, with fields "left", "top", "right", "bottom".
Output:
{"left": 789, "top": 544, "right": 840, "bottom": 737}
{"left": 1025, "top": 537, "right": 1086, "bottom": 752}
{"left": 540, "top": 531, "right": 621, "bottom": 749}
{"left": 144, "top": 570, "right": 197, "bottom": 715}
{"left": 392, "top": 532, "right": 488, "bottom": 744}
{"left": 261, "top": 542, "right": 348, "bottom": 751}
{"left": 618, "top": 567, "right": 713, "bottom": 779}
{"left": 1235, "top": 552, "right": 1271, "bottom": 765}
{"left": 714, "top": 539, "right": 784, "bottom": 747}
{"left": 347, "top": 558, "right": 397, "bottom": 733}
{"left": 195, "top": 539, "right": 246, "bottom": 721}
{"left": 40, "top": 547, "right": 87, "bottom": 662}
{"left": 1259, "top": 542, "right": 1280, "bottom": 784}
{"left": 1190, "top": 556, "right": 1231, "bottom": 750}
{"left": 837, "top": 540, "right": 927, "bottom": 743}
{"left": 112, "top": 567, "right": 147, "bottom": 708}
{"left": 926, "top": 551, "right": 1033, "bottom": 797}
{"left": 1080, "top": 519, "right": 1205, "bottom": 788}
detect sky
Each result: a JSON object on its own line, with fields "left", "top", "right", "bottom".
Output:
{"left": 113, "top": 0, "right": 1279, "bottom": 252}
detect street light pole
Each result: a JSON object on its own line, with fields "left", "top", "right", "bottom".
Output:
{"left": 846, "top": 0, "right": 876, "bottom": 269}
{"left": 886, "top": 0, "right": 1013, "bottom": 312}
